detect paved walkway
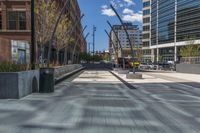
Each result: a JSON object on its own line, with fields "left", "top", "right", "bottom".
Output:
{"left": 144, "top": 71, "right": 200, "bottom": 83}
{"left": 0, "top": 70, "right": 200, "bottom": 133}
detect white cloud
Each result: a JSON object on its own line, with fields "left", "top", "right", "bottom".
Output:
{"left": 123, "top": 0, "right": 135, "bottom": 6}
{"left": 101, "top": 5, "right": 108, "bottom": 9}
{"left": 101, "top": 5, "right": 116, "bottom": 17}
{"left": 123, "top": 8, "right": 134, "bottom": 14}
{"left": 122, "top": 9, "right": 142, "bottom": 23}
{"left": 108, "top": 0, "right": 135, "bottom": 9}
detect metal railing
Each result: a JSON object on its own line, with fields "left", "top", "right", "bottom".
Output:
{"left": 180, "top": 57, "right": 200, "bottom": 64}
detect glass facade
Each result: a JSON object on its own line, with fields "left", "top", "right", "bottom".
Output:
{"left": 151, "top": 0, "right": 157, "bottom": 46}
{"left": 143, "top": 9, "right": 150, "bottom": 15}
{"left": 158, "top": 0, "right": 175, "bottom": 44}
{"left": 151, "top": 0, "right": 200, "bottom": 45}
{"left": 177, "top": 0, "right": 200, "bottom": 41}
{"left": 143, "top": 1, "right": 150, "bottom": 8}
{"left": 143, "top": 17, "right": 150, "bottom": 23}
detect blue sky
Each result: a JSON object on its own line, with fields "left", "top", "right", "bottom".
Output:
{"left": 77, "top": 0, "right": 142, "bottom": 51}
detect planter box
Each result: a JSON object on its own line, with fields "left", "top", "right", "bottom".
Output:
{"left": 0, "top": 70, "right": 39, "bottom": 99}
{"left": 54, "top": 64, "right": 82, "bottom": 78}
{"left": 118, "top": 70, "right": 129, "bottom": 74}
{"left": 176, "top": 64, "right": 200, "bottom": 74}
{"left": 126, "top": 73, "right": 142, "bottom": 79}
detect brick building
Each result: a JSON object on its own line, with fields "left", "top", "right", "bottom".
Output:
{"left": 38, "top": 0, "right": 87, "bottom": 64}
{"left": 0, "top": 0, "right": 31, "bottom": 63}
{"left": 65, "top": 0, "right": 87, "bottom": 64}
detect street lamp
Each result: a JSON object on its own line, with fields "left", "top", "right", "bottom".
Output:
{"left": 92, "top": 25, "right": 96, "bottom": 64}
{"left": 107, "top": 20, "right": 125, "bottom": 69}
{"left": 110, "top": 4, "right": 135, "bottom": 73}
{"left": 31, "top": 0, "right": 35, "bottom": 69}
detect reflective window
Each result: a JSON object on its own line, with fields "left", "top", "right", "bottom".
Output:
{"left": 143, "top": 25, "right": 150, "bottom": 31}
{"left": 143, "top": 41, "right": 150, "bottom": 47}
{"left": 19, "top": 12, "right": 26, "bottom": 30}
{"left": 177, "top": 0, "right": 200, "bottom": 41}
{"left": 8, "top": 11, "right": 26, "bottom": 30}
{"left": 8, "top": 11, "right": 17, "bottom": 30}
{"left": 143, "top": 1, "right": 150, "bottom": 8}
{"left": 143, "top": 17, "right": 150, "bottom": 23}
{"left": 143, "top": 33, "right": 150, "bottom": 39}
{"left": 143, "top": 9, "right": 150, "bottom": 15}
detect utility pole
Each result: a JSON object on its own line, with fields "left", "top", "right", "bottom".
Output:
{"left": 92, "top": 25, "right": 96, "bottom": 64}
{"left": 88, "top": 43, "right": 91, "bottom": 54}
{"left": 31, "top": 0, "right": 35, "bottom": 69}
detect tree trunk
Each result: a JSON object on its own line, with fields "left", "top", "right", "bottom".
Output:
{"left": 64, "top": 47, "right": 68, "bottom": 65}
{"left": 56, "top": 51, "right": 59, "bottom": 65}
{"left": 47, "top": 0, "right": 70, "bottom": 67}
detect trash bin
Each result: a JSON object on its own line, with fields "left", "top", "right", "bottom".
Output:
{"left": 39, "top": 68, "right": 54, "bottom": 93}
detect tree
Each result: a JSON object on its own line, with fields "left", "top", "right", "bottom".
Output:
{"left": 79, "top": 53, "right": 92, "bottom": 63}
{"left": 35, "top": 0, "right": 58, "bottom": 66}
{"left": 180, "top": 36, "right": 200, "bottom": 64}
{"left": 54, "top": 15, "right": 71, "bottom": 65}
{"left": 180, "top": 36, "right": 200, "bottom": 57}
{"left": 47, "top": 0, "right": 71, "bottom": 66}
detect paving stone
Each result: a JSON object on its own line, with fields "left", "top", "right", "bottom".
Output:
{"left": 0, "top": 70, "right": 200, "bottom": 133}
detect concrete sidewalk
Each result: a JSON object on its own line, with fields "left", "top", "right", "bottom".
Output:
{"left": 0, "top": 70, "right": 200, "bottom": 133}
{"left": 144, "top": 72, "right": 200, "bottom": 83}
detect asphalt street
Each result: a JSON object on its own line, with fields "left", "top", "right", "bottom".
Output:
{"left": 0, "top": 70, "right": 200, "bottom": 133}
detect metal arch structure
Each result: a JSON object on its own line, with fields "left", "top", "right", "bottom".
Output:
{"left": 110, "top": 5, "right": 134, "bottom": 57}
{"left": 76, "top": 32, "right": 89, "bottom": 63}
{"left": 105, "top": 30, "right": 118, "bottom": 64}
{"left": 107, "top": 20, "right": 125, "bottom": 69}
{"left": 110, "top": 4, "right": 137, "bottom": 73}
{"left": 92, "top": 26, "right": 97, "bottom": 64}
{"left": 31, "top": 0, "right": 35, "bottom": 69}
{"left": 67, "top": 14, "right": 84, "bottom": 36}
{"left": 72, "top": 26, "right": 88, "bottom": 63}
{"left": 63, "top": 14, "right": 84, "bottom": 64}
{"left": 47, "top": 0, "right": 71, "bottom": 66}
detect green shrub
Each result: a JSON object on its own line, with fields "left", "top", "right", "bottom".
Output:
{"left": 0, "top": 62, "right": 30, "bottom": 72}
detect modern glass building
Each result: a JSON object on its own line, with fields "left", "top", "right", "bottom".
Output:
{"left": 177, "top": 0, "right": 200, "bottom": 42}
{"left": 142, "top": 0, "right": 153, "bottom": 63}
{"left": 150, "top": 0, "right": 200, "bottom": 63}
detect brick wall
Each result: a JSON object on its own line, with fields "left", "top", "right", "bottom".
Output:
{"left": 0, "top": 38, "right": 11, "bottom": 61}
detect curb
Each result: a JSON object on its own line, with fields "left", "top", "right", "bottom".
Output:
{"left": 55, "top": 67, "right": 85, "bottom": 84}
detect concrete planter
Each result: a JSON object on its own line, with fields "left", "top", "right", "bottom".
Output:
{"left": 54, "top": 64, "right": 82, "bottom": 78}
{"left": 126, "top": 73, "right": 142, "bottom": 79}
{"left": 0, "top": 70, "right": 39, "bottom": 99}
{"left": 118, "top": 69, "right": 129, "bottom": 74}
{"left": 176, "top": 64, "right": 200, "bottom": 74}
{"left": 54, "top": 64, "right": 84, "bottom": 83}
{"left": 113, "top": 68, "right": 122, "bottom": 71}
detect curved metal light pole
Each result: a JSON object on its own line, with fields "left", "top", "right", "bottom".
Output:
{"left": 92, "top": 26, "right": 96, "bottom": 64}
{"left": 31, "top": 0, "right": 35, "bottom": 69}
{"left": 63, "top": 14, "right": 84, "bottom": 64}
{"left": 75, "top": 33, "right": 89, "bottom": 63}
{"left": 105, "top": 30, "right": 118, "bottom": 64}
{"left": 107, "top": 20, "right": 125, "bottom": 69}
{"left": 72, "top": 26, "right": 88, "bottom": 63}
{"left": 110, "top": 4, "right": 135, "bottom": 73}
{"left": 47, "top": 0, "right": 71, "bottom": 66}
